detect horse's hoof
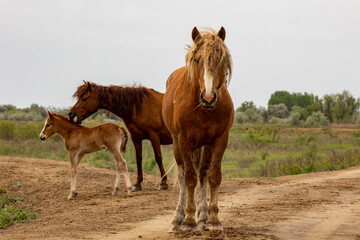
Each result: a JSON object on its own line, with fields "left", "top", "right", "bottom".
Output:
{"left": 168, "top": 224, "right": 180, "bottom": 232}
{"left": 131, "top": 184, "right": 142, "bottom": 192}
{"left": 204, "top": 223, "right": 223, "bottom": 231}
{"left": 157, "top": 183, "right": 168, "bottom": 191}
{"left": 197, "top": 221, "right": 206, "bottom": 231}
{"left": 180, "top": 224, "right": 196, "bottom": 232}
{"left": 112, "top": 191, "right": 118, "bottom": 196}
{"left": 68, "top": 192, "right": 78, "bottom": 200}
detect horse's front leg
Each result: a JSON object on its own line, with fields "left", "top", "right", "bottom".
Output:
{"left": 169, "top": 136, "right": 187, "bottom": 232}
{"left": 68, "top": 151, "right": 83, "bottom": 200}
{"left": 131, "top": 137, "right": 143, "bottom": 192}
{"left": 205, "top": 135, "right": 229, "bottom": 231}
{"left": 179, "top": 140, "right": 197, "bottom": 232}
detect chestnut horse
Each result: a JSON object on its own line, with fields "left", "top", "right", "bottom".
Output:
{"left": 68, "top": 82, "right": 172, "bottom": 191}
{"left": 163, "top": 27, "right": 234, "bottom": 231}
{"left": 39, "top": 112, "right": 132, "bottom": 200}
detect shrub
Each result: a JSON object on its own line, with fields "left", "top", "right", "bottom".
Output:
{"left": 288, "top": 112, "right": 301, "bottom": 126}
{"left": 267, "top": 104, "right": 289, "bottom": 119}
{"left": 235, "top": 112, "right": 249, "bottom": 123}
{"left": 0, "top": 121, "right": 16, "bottom": 140}
{"left": 353, "top": 113, "right": 360, "bottom": 124}
{"left": 305, "top": 111, "right": 329, "bottom": 126}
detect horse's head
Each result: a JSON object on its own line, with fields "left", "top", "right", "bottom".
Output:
{"left": 186, "top": 27, "right": 232, "bottom": 109}
{"left": 68, "top": 81, "right": 100, "bottom": 124}
{"left": 39, "top": 111, "right": 58, "bottom": 141}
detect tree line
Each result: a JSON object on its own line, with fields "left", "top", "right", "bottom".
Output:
{"left": 236, "top": 90, "right": 360, "bottom": 125}
{"left": 0, "top": 104, "right": 120, "bottom": 122}
{"left": 1, "top": 90, "right": 359, "bottom": 125}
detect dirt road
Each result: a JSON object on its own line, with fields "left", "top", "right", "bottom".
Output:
{"left": 1, "top": 156, "right": 360, "bottom": 239}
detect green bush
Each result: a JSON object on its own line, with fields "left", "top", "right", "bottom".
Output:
{"left": 305, "top": 111, "right": 329, "bottom": 126}
{"left": 235, "top": 112, "right": 249, "bottom": 123}
{"left": 288, "top": 112, "right": 301, "bottom": 126}
{"left": 0, "top": 121, "right": 16, "bottom": 140}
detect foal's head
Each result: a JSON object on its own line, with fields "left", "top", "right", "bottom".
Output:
{"left": 69, "top": 81, "right": 100, "bottom": 124}
{"left": 39, "top": 111, "right": 60, "bottom": 141}
{"left": 186, "top": 27, "right": 232, "bottom": 109}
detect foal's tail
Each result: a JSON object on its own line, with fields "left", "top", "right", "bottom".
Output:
{"left": 119, "top": 126, "right": 128, "bottom": 154}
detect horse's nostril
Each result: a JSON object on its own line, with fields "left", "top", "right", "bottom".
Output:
{"left": 200, "top": 91, "right": 216, "bottom": 104}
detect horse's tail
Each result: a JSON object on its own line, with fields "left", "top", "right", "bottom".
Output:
{"left": 119, "top": 126, "right": 128, "bottom": 154}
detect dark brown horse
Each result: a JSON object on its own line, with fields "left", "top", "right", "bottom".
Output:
{"left": 68, "top": 82, "right": 172, "bottom": 191}
{"left": 163, "top": 27, "right": 234, "bottom": 232}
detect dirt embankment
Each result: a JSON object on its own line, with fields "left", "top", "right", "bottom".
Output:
{"left": 1, "top": 156, "right": 360, "bottom": 240}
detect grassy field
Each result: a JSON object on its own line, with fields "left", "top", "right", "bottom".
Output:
{"left": 0, "top": 119, "right": 360, "bottom": 178}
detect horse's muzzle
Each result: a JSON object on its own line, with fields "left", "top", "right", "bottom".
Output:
{"left": 200, "top": 91, "right": 217, "bottom": 109}
{"left": 68, "top": 112, "right": 81, "bottom": 124}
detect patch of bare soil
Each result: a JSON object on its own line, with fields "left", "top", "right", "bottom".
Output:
{"left": 1, "top": 156, "right": 360, "bottom": 240}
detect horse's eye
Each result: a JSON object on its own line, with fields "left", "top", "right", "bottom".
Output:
{"left": 82, "top": 98, "right": 87, "bottom": 102}
{"left": 46, "top": 124, "right": 50, "bottom": 127}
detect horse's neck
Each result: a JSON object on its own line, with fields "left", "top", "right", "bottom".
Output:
{"left": 97, "top": 86, "right": 123, "bottom": 117}
{"left": 55, "top": 119, "right": 80, "bottom": 138}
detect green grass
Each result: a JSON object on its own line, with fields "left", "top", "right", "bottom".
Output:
{"left": 0, "top": 189, "right": 37, "bottom": 229}
{"left": 1, "top": 120, "right": 360, "bottom": 178}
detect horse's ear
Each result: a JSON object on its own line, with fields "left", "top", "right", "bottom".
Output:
{"left": 218, "top": 26, "right": 226, "bottom": 41}
{"left": 87, "top": 81, "right": 92, "bottom": 92}
{"left": 192, "top": 27, "right": 201, "bottom": 43}
{"left": 47, "top": 111, "right": 53, "bottom": 120}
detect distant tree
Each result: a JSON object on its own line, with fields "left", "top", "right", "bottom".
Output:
{"left": 333, "top": 90, "right": 357, "bottom": 122}
{"left": 268, "top": 91, "right": 293, "bottom": 111}
{"left": 236, "top": 101, "right": 254, "bottom": 112}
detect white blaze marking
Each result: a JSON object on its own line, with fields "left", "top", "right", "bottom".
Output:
{"left": 39, "top": 119, "right": 48, "bottom": 139}
{"left": 204, "top": 67, "right": 213, "bottom": 96}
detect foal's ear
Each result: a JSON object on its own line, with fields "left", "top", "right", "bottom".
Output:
{"left": 217, "top": 26, "right": 226, "bottom": 41}
{"left": 87, "top": 81, "right": 92, "bottom": 92}
{"left": 192, "top": 27, "right": 201, "bottom": 43}
{"left": 47, "top": 111, "right": 53, "bottom": 120}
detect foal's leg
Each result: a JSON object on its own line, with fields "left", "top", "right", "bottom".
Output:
{"left": 111, "top": 149, "right": 132, "bottom": 197}
{"left": 169, "top": 137, "right": 187, "bottom": 232}
{"left": 149, "top": 133, "right": 168, "bottom": 190}
{"left": 68, "top": 151, "right": 84, "bottom": 200}
{"left": 131, "top": 137, "right": 143, "bottom": 192}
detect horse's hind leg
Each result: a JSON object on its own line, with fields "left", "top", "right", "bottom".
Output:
{"left": 131, "top": 137, "right": 143, "bottom": 192}
{"left": 194, "top": 147, "right": 209, "bottom": 230}
{"left": 111, "top": 149, "right": 132, "bottom": 197}
{"left": 150, "top": 134, "right": 168, "bottom": 190}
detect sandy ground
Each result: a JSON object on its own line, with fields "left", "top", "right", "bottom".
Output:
{"left": 1, "top": 155, "right": 360, "bottom": 240}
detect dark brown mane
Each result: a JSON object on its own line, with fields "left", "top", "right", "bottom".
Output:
{"left": 73, "top": 82, "right": 149, "bottom": 120}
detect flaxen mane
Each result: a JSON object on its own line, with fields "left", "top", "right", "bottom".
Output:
{"left": 185, "top": 28, "right": 232, "bottom": 86}
{"left": 73, "top": 82, "right": 148, "bottom": 120}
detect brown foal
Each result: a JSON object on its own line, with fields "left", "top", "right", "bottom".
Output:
{"left": 39, "top": 111, "right": 132, "bottom": 200}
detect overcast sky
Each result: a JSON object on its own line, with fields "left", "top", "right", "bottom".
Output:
{"left": 1, "top": 0, "right": 359, "bottom": 109}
